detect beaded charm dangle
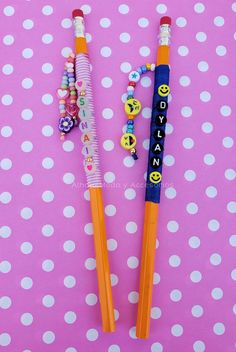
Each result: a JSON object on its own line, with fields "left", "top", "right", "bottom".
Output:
{"left": 120, "top": 63, "right": 156, "bottom": 160}
{"left": 57, "top": 53, "right": 79, "bottom": 140}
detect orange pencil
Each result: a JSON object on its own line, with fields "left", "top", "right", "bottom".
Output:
{"left": 72, "top": 9, "right": 115, "bottom": 332}
{"left": 136, "top": 16, "right": 172, "bottom": 339}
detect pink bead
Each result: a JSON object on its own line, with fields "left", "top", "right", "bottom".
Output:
{"left": 67, "top": 68, "right": 74, "bottom": 73}
{"left": 59, "top": 99, "right": 66, "bottom": 104}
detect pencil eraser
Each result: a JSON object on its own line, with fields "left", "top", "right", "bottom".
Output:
{"left": 160, "top": 16, "right": 171, "bottom": 26}
{"left": 72, "top": 9, "right": 84, "bottom": 18}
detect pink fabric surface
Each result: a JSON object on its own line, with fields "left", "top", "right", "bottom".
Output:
{"left": 1, "top": 0, "right": 236, "bottom": 351}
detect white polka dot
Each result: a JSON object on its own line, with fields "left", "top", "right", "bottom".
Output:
{"left": 63, "top": 140, "right": 74, "bottom": 152}
{"left": 204, "top": 153, "right": 215, "bottom": 165}
{"left": 64, "top": 311, "right": 77, "bottom": 324}
{"left": 64, "top": 275, "right": 76, "bottom": 288}
{"left": 63, "top": 206, "right": 75, "bottom": 218}
{"left": 211, "top": 287, "right": 223, "bottom": 300}
{"left": 0, "top": 261, "right": 11, "bottom": 273}
{"left": 20, "top": 313, "right": 33, "bottom": 326}
{"left": 232, "top": 2, "right": 236, "bottom": 11}
{"left": 61, "top": 18, "right": 72, "bottom": 29}
{"left": 129, "top": 326, "right": 137, "bottom": 339}
{"left": 0, "top": 226, "right": 12, "bottom": 239}
{"left": 164, "top": 154, "right": 175, "bottom": 167}
{"left": 108, "top": 345, "right": 120, "bottom": 352}
{"left": 227, "top": 202, "right": 236, "bottom": 214}
{"left": 143, "top": 139, "right": 149, "bottom": 150}
{"left": 42, "top": 125, "right": 54, "bottom": 137}
{"left": 153, "top": 273, "right": 160, "bottom": 285}
{"left": 0, "top": 333, "right": 11, "bottom": 346}
{"left": 193, "top": 341, "right": 205, "bottom": 352}
{"left": 22, "top": 48, "right": 34, "bottom": 59}
{"left": 127, "top": 256, "right": 139, "bottom": 269}
{"left": 81, "top": 5, "right": 91, "bottom": 14}
{"left": 118, "top": 4, "right": 129, "bottom": 14}
{"left": 213, "top": 322, "right": 225, "bottom": 335}
{"left": 42, "top": 94, "right": 53, "bottom": 105}
{"left": 42, "top": 259, "right": 54, "bottom": 272}
{"left": 21, "top": 141, "right": 33, "bottom": 153}
{"left": 21, "top": 277, "right": 33, "bottom": 289}
{"left": 101, "top": 46, "right": 112, "bottom": 58}
{"left": 103, "top": 140, "right": 114, "bottom": 151}
{"left": 170, "top": 289, "right": 182, "bottom": 302}
{"left": 23, "top": 19, "right": 34, "bottom": 30}
{"left": 181, "top": 107, "right": 192, "bottom": 119}
{"left": 42, "top": 190, "right": 54, "bottom": 203}
{"left": 202, "top": 122, "right": 213, "bottom": 133}
{"left": 208, "top": 219, "right": 220, "bottom": 231}
{"left": 214, "top": 16, "right": 224, "bottom": 27}
{"left": 167, "top": 220, "right": 179, "bottom": 233}
{"left": 42, "top": 331, "right": 55, "bottom": 344}
{"left": 218, "top": 75, "right": 229, "bottom": 86}
{"left": 169, "top": 255, "right": 181, "bottom": 267}
{"left": 0, "top": 296, "right": 12, "bottom": 309}
{"left": 166, "top": 123, "right": 174, "bottom": 135}
{"left": 139, "top": 46, "right": 150, "bottom": 57}
{"left": 220, "top": 105, "right": 231, "bottom": 117}
{"left": 151, "top": 342, "right": 163, "bottom": 352}
{"left": 105, "top": 204, "right": 116, "bottom": 216}
{"left": 184, "top": 170, "right": 196, "bottom": 182}
{"left": 216, "top": 45, "right": 227, "bottom": 56}
{"left": 84, "top": 223, "right": 93, "bottom": 235}
{"left": 231, "top": 269, "right": 236, "bottom": 281}
{"left": 102, "top": 108, "right": 113, "bottom": 119}
{"left": 124, "top": 188, "right": 136, "bottom": 200}
{"left": 119, "top": 32, "right": 130, "bottom": 43}
{"left": 3, "top": 6, "right": 15, "bottom": 16}
{"left": 225, "top": 169, "right": 236, "bottom": 181}
{"left": 165, "top": 187, "right": 176, "bottom": 199}
{"left": 176, "top": 17, "right": 187, "bottom": 27}
{"left": 110, "top": 273, "right": 119, "bottom": 286}
{"left": 42, "top": 63, "right": 53, "bottom": 74}
{"left": 0, "top": 158, "right": 12, "bottom": 170}
{"left": 42, "top": 157, "right": 54, "bottom": 169}
{"left": 196, "top": 32, "right": 207, "bottom": 42}
{"left": 128, "top": 291, "right": 139, "bottom": 304}
{"left": 142, "top": 107, "right": 152, "bottom": 119}
{"left": 107, "top": 239, "right": 117, "bottom": 251}
{"left": 178, "top": 45, "right": 189, "bottom": 56}
{"left": 85, "top": 33, "right": 92, "bottom": 43}
{"left": 1, "top": 126, "right": 12, "bottom": 138}
{"left": 42, "top": 33, "right": 53, "bottom": 44}
{"left": 86, "top": 329, "right": 98, "bottom": 341}
{"left": 86, "top": 293, "right": 98, "bottom": 306}
{"left": 101, "top": 77, "right": 112, "bottom": 88}
{"left": 3, "top": 35, "right": 14, "bottom": 45}
{"left": 85, "top": 258, "right": 96, "bottom": 270}
{"left": 100, "top": 17, "right": 111, "bottom": 28}
{"left": 171, "top": 324, "right": 183, "bottom": 337}
{"left": 205, "top": 186, "right": 217, "bottom": 198}
{"left": 0, "top": 191, "right": 12, "bottom": 204}
{"left": 198, "top": 61, "right": 209, "bottom": 72}
{"left": 190, "top": 270, "right": 202, "bottom": 283}
{"left": 20, "top": 207, "right": 33, "bottom": 220}
{"left": 151, "top": 307, "right": 162, "bottom": 319}
{"left": 229, "top": 234, "right": 236, "bottom": 247}
{"left": 20, "top": 242, "right": 33, "bottom": 254}
{"left": 191, "top": 305, "right": 204, "bottom": 317}
{"left": 126, "top": 221, "right": 137, "bottom": 234}
{"left": 138, "top": 17, "right": 149, "bottom": 28}
{"left": 21, "top": 108, "right": 33, "bottom": 120}
{"left": 1, "top": 94, "right": 13, "bottom": 105}
{"left": 194, "top": 3, "right": 205, "bottom": 13}
{"left": 233, "top": 304, "right": 236, "bottom": 314}
{"left": 2, "top": 64, "right": 13, "bottom": 75}
{"left": 123, "top": 156, "right": 135, "bottom": 168}
{"left": 42, "top": 295, "right": 55, "bottom": 307}
{"left": 156, "top": 4, "right": 167, "bottom": 13}
{"left": 63, "top": 240, "right": 75, "bottom": 253}
{"left": 42, "top": 5, "right": 53, "bottom": 15}
{"left": 222, "top": 136, "right": 234, "bottom": 148}
{"left": 183, "top": 137, "right": 194, "bottom": 149}
{"left": 141, "top": 76, "right": 151, "bottom": 88}
{"left": 84, "top": 190, "right": 90, "bottom": 201}
{"left": 200, "top": 91, "right": 211, "bottom": 102}
{"left": 63, "top": 173, "right": 75, "bottom": 185}
{"left": 104, "top": 172, "right": 115, "bottom": 183}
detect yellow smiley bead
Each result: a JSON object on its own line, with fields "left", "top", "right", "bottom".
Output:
{"left": 158, "top": 84, "right": 170, "bottom": 97}
{"left": 120, "top": 133, "right": 137, "bottom": 150}
{"left": 125, "top": 98, "right": 142, "bottom": 116}
{"left": 149, "top": 171, "right": 162, "bottom": 184}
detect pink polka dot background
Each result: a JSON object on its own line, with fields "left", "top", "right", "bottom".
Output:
{"left": 1, "top": 0, "right": 236, "bottom": 351}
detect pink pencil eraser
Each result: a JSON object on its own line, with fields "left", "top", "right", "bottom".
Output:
{"left": 160, "top": 16, "right": 171, "bottom": 26}
{"left": 72, "top": 9, "right": 84, "bottom": 18}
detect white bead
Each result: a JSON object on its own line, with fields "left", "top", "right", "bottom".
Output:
{"left": 128, "top": 71, "right": 140, "bottom": 83}
{"left": 127, "top": 86, "right": 135, "bottom": 93}
{"left": 151, "top": 64, "right": 156, "bottom": 71}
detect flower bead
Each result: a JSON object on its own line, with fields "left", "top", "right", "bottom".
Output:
{"left": 58, "top": 116, "right": 74, "bottom": 133}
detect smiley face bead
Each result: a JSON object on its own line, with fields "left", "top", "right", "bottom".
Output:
{"left": 158, "top": 84, "right": 170, "bottom": 97}
{"left": 120, "top": 133, "right": 137, "bottom": 150}
{"left": 149, "top": 171, "right": 162, "bottom": 184}
{"left": 125, "top": 98, "right": 142, "bottom": 116}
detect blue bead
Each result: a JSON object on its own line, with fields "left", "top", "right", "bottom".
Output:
{"left": 127, "top": 120, "right": 134, "bottom": 125}
{"left": 137, "top": 67, "right": 142, "bottom": 75}
{"left": 69, "top": 78, "right": 75, "bottom": 82}
{"left": 127, "top": 95, "right": 133, "bottom": 100}
{"left": 141, "top": 65, "right": 147, "bottom": 73}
